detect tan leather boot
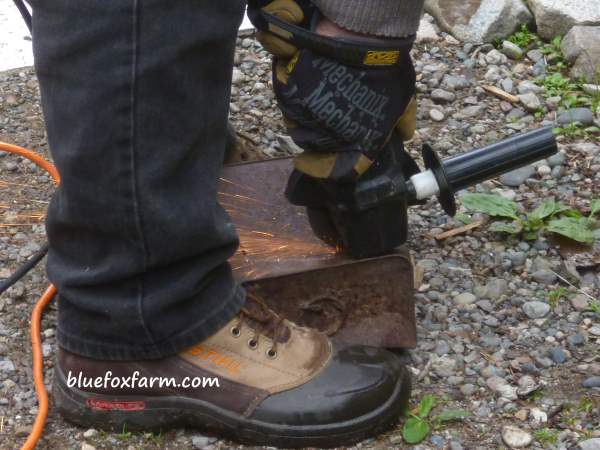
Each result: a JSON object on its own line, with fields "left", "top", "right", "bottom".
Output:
{"left": 54, "top": 294, "right": 411, "bottom": 448}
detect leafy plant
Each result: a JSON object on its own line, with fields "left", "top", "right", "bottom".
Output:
{"left": 508, "top": 24, "right": 539, "bottom": 49}
{"left": 553, "top": 123, "right": 600, "bottom": 139}
{"left": 401, "top": 395, "right": 470, "bottom": 444}
{"left": 454, "top": 213, "right": 473, "bottom": 225}
{"left": 144, "top": 431, "right": 164, "bottom": 445}
{"left": 577, "top": 397, "right": 595, "bottom": 414}
{"left": 589, "top": 300, "right": 600, "bottom": 314}
{"left": 548, "top": 287, "right": 568, "bottom": 309}
{"left": 540, "top": 36, "right": 566, "bottom": 68}
{"left": 460, "top": 194, "right": 519, "bottom": 220}
{"left": 117, "top": 424, "right": 132, "bottom": 441}
{"left": 534, "top": 428, "right": 559, "bottom": 446}
{"left": 539, "top": 72, "right": 577, "bottom": 98}
{"left": 460, "top": 195, "right": 600, "bottom": 244}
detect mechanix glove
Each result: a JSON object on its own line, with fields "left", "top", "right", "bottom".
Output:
{"left": 249, "top": 0, "right": 418, "bottom": 183}
{"left": 248, "top": 0, "right": 421, "bottom": 258}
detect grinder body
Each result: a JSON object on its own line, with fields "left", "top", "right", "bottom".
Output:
{"left": 286, "top": 127, "right": 558, "bottom": 259}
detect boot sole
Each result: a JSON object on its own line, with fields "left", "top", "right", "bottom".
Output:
{"left": 53, "top": 364, "right": 411, "bottom": 448}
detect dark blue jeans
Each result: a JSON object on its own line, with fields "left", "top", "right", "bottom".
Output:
{"left": 30, "top": 0, "right": 247, "bottom": 360}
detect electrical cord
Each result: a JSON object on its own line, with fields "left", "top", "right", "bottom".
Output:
{"left": 0, "top": 243, "right": 48, "bottom": 295}
{"left": 12, "top": 0, "right": 32, "bottom": 33}
{"left": 0, "top": 141, "right": 59, "bottom": 450}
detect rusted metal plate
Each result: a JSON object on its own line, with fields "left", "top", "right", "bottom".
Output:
{"left": 220, "top": 158, "right": 416, "bottom": 348}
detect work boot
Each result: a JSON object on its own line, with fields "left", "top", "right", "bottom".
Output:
{"left": 53, "top": 294, "right": 411, "bottom": 448}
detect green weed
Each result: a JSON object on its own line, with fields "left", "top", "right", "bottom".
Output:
{"left": 460, "top": 195, "right": 600, "bottom": 245}
{"left": 508, "top": 25, "right": 539, "bottom": 49}
{"left": 399, "top": 395, "right": 471, "bottom": 444}
{"left": 548, "top": 287, "right": 568, "bottom": 309}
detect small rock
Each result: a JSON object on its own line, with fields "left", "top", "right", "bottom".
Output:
{"left": 500, "top": 166, "right": 536, "bottom": 187}
{"left": 458, "top": 105, "right": 485, "bottom": 118}
{"left": 502, "top": 41, "right": 523, "bottom": 60}
{"left": 515, "top": 409, "right": 529, "bottom": 421}
{"left": 570, "top": 294, "right": 589, "bottom": 311}
{"left": 537, "top": 165, "right": 551, "bottom": 177}
{"left": 485, "top": 49, "right": 508, "bottom": 65}
{"left": 530, "top": 408, "right": 548, "bottom": 424}
{"left": 532, "top": 269, "right": 557, "bottom": 285}
{"left": 431, "top": 89, "right": 456, "bottom": 103}
{"left": 583, "top": 377, "right": 600, "bottom": 388}
{"left": 549, "top": 347, "right": 567, "bottom": 364}
{"left": 453, "top": 292, "right": 477, "bottom": 305}
{"left": 517, "top": 80, "right": 543, "bottom": 95}
{"left": 589, "top": 326, "right": 600, "bottom": 336}
{"left": 81, "top": 444, "right": 96, "bottom": 450}
{"left": 429, "top": 109, "right": 445, "bottom": 122}
{"left": 579, "top": 438, "right": 600, "bottom": 450}
{"left": 435, "top": 340, "right": 451, "bottom": 356}
{"left": 486, "top": 278, "right": 508, "bottom": 300}
{"left": 432, "top": 356, "right": 458, "bottom": 377}
{"left": 487, "top": 376, "right": 518, "bottom": 400}
{"left": 547, "top": 152, "right": 565, "bottom": 167}
{"left": 460, "top": 384, "right": 477, "bottom": 396}
{"left": 568, "top": 333, "right": 585, "bottom": 346}
{"left": 582, "top": 84, "right": 600, "bottom": 96}
{"left": 416, "top": 18, "right": 440, "bottom": 43}
{"left": 0, "top": 359, "right": 15, "bottom": 373}
{"left": 527, "top": 49, "right": 544, "bottom": 63}
{"left": 522, "top": 301, "right": 551, "bottom": 319}
{"left": 502, "top": 425, "right": 533, "bottom": 448}
{"left": 449, "top": 442, "right": 463, "bottom": 450}
{"left": 83, "top": 429, "right": 98, "bottom": 439}
{"left": 517, "top": 375, "right": 540, "bottom": 398}
{"left": 14, "top": 425, "right": 32, "bottom": 437}
{"left": 192, "top": 435, "right": 214, "bottom": 449}
{"left": 546, "top": 96, "right": 561, "bottom": 110}
{"left": 518, "top": 92, "right": 542, "bottom": 112}
{"left": 557, "top": 108, "right": 595, "bottom": 126}
{"left": 442, "top": 75, "right": 471, "bottom": 91}
{"left": 231, "top": 68, "right": 245, "bottom": 85}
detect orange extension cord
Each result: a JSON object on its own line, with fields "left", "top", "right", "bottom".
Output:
{"left": 0, "top": 141, "right": 60, "bottom": 450}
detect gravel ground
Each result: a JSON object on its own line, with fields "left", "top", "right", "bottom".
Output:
{"left": 1, "top": 24, "right": 600, "bottom": 450}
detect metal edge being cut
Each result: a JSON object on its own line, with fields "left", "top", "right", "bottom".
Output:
{"left": 220, "top": 157, "right": 416, "bottom": 348}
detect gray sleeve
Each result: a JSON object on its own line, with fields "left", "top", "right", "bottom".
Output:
{"left": 311, "top": 0, "right": 424, "bottom": 38}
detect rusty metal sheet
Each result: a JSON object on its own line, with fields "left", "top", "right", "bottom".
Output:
{"left": 220, "top": 158, "right": 416, "bottom": 348}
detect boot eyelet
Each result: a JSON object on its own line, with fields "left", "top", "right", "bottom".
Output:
{"left": 247, "top": 339, "right": 258, "bottom": 350}
{"left": 266, "top": 348, "right": 277, "bottom": 359}
{"left": 230, "top": 327, "right": 241, "bottom": 338}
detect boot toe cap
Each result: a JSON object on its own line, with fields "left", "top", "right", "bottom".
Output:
{"left": 250, "top": 345, "right": 409, "bottom": 426}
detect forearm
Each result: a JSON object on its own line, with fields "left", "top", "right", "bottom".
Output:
{"left": 312, "top": 0, "right": 424, "bottom": 38}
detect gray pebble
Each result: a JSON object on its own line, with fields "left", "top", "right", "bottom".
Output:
{"left": 453, "top": 292, "right": 477, "bottom": 305}
{"left": 532, "top": 269, "right": 557, "bottom": 285}
{"left": 500, "top": 165, "right": 536, "bottom": 187}
{"left": 431, "top": 89, "right": 456, "bottom": 103}
{"left": 579, "top": 438, "right": 600, "bottom": 450}
{"left": 547, "top": 152, "right": 566, "bottom": 167}
{"left": 501, "top": 41, "right": 523, "bottom": 60}
{"left": 568, "top": 333, "right": 585, "bottom": 346}
{"left": 582, "top": 377, "right": 600, "bottom": 388}
{"left": 557, "top": 108, "right": 594, "bottom": 126}
{"left": 549, "top": 347, "right": 567, "bottom": 364}
{"left": 522, "top": 301, "right": 551, "bottom": 319}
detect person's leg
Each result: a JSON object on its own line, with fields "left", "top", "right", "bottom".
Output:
{"left": 31, "top": 0, "right": 246, "bottom": 360}
{"left": 31, "top": 1, "right": 413, "bottom": 446}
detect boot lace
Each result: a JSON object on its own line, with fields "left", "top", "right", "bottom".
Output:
{"left": 230, "top": 293, "right": 290, "bottom": 359}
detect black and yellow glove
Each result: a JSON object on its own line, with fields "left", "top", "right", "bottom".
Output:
{"left": 249, "top": 0, "right": 418, "bottom": 182}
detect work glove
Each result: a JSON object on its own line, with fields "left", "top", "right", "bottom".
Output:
{"left": 250, "top": 0, "right": 418, "bottom": 183}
